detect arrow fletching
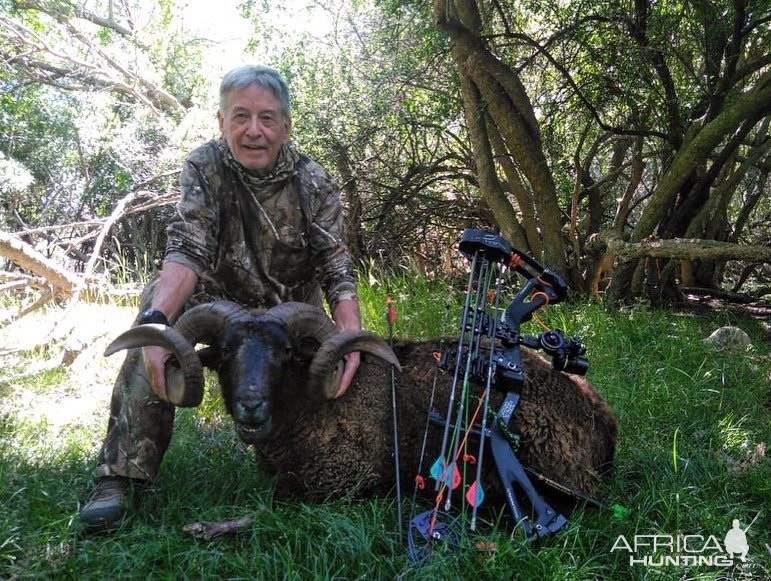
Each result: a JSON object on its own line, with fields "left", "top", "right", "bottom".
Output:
{"left": 466, "top": 481, "right": 485, "bottom": 507}
{"left": 430, "top": 457, "right": 446, "bottom": 482}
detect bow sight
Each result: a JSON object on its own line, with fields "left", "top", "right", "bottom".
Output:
{"left": 407, "top": 229, "right": 589, "bottom": 561}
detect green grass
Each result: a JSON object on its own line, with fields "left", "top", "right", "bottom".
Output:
{"left": 1, "top": 272, "right": 770, "bottom": 579}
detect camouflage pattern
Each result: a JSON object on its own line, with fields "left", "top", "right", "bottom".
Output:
{"left": 95, "top": 140, "right": 357, "bottom": 481}
{"left": 165, "top": 138, "right": 357, "bottom": 311}
{"left": 95, "top": 277, "right": 174, "bottom": 480}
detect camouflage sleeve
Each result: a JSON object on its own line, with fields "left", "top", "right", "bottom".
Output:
{"left": 164, "top": 154, "right": 220, "bottom": 276}
{"left": 306, "top": 163, "right": 358, "bottom": 312}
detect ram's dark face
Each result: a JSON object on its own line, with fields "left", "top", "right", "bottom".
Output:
{"left": 219, "top": 321, "right": 293, "bottom": 445}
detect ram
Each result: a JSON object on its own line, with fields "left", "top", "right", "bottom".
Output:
{"left": 106, "top": 300, "right": 617, "bottom": 503}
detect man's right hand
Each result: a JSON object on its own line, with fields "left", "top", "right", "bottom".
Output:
{"left": 143, "top": 345, "right": 173, "bottom": 403}
{"left": 139, "top": 262, "right": 199, "bottom": 403}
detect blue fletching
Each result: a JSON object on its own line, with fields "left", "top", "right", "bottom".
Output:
{"left": 430, "top": 457, "right": 446, "bottom": 482}
{"left": 448, "top": 462, "right": 461, "bottom": 489}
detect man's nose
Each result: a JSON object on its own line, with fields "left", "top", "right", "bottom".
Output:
{"left": 245, "top": 116, "right": 262, "bottom": 136}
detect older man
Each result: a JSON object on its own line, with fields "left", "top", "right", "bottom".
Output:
{"left": 80, "top": 65, "right": 362, "bottom": 530}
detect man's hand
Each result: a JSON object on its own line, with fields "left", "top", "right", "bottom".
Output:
{"left": 140, "top": 261, "right": 198, "bottom": 403}
{"left": 332, "top": 299, "right": 362, "bottom": 398}
{"left": 143, "top": 345, "right": 173, "bottom": 403}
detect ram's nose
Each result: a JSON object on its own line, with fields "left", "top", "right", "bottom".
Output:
{"left": 234, "top": 394, "right": 269, "bottom": 424}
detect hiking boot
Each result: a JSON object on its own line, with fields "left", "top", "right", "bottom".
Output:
{"left": 80, "top": 476, "right": 132, "bottom": 531}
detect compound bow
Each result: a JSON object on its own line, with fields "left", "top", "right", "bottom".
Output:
{"left": 406, "top": 229, "right": 589, "bottom": 561}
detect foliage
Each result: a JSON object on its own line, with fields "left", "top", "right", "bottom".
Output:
{"left": 432, "top": 0, "right": 771, "bottom": 301}
{"left": 1, "top": 274, "right": 769, "bottom": 578}
{"left": 242, "top": 0, "right": 484, "bottom": 264}
{"left": 0, "top": 0, "right": 207, "bottom": 279}
{"left": 3, "top": 0, "right": 770, "bottom": 300}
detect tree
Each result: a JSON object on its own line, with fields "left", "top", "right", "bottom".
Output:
{"left": 0, "top": 0, "right": 212, "bottom": 290}
{"left": 243, "top": 0, "right": 488, "bottom": 268}
{"left": 430, "top": 0, "right": 771, "bottom": 302}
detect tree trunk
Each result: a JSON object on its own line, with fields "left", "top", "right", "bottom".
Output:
{"left": 333, "top": 143, "right": 364, "bottom": 263}
{"left": 0, "top": 230, "right": 83, "bottom": 295}
{"left": 433, "top": 0, "right": 574, "bottom": 282}
{"left": 593, "top": 232, "right": 771, "bottom": 262}
{"left": 606, "top": 68, "right": 771, "bottom": 305}
{"left": 487, "top": 121, "right": 542, "bottom": 256}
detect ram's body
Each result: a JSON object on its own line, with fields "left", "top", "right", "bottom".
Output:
{"left": 256, "top": 341, "right": 616, "bottom": 501}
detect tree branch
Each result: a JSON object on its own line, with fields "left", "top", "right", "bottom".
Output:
{"left": 0, "top": 230, "right": 84, "bottom": 295}
{"left": 591, "top": 231, "right": 771, "bottom": 262}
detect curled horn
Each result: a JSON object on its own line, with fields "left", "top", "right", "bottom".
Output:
{"left": 309, "top": 331, "right": 402, "bottom": 400}
{"left": 103, "top": 301, "right": 251, "bottom": 407}
{"left": 262, "top": 302, "right": 336, "bottom": 358}
{"left": 263, "top": 302, "right": 401, "bottom": 399}
{"left": 174, "top": 301, "right": 252, "bottom": 345}
{"left": 262, "top": 302, "right": 336, "bottom": 338}
{"left": 104, "top": 324, "right": 204, "bottom": 407}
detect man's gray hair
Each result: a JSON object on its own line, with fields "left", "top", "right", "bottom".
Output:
{"left": 219, "top": 65, "right": 291, "bottom": 119}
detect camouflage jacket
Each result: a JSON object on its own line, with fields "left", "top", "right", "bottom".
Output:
{"left": 164, "top": 139, "right": 357, "bottom": 311}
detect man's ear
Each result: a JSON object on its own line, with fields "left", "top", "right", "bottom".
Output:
{"left": 217, "top": 111, "right": 225, "bottom": 135}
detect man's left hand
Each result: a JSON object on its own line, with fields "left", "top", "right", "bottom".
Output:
{"left": 332, "top": 299, "right": 362, "bottom": 398}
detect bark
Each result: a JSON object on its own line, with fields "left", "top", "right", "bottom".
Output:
{"left": 182, "top": 517, "right": 254, "bottom": 540}
{"left": 613, "top": 137, "right": 645, "bottom": 232}
{"left": 464, "top": 52, "right": 567, "bottom": 268}
{"left": 732, "top": 152, "right": 770, "bottom": 242}
{"left": 682, "top": 122, "right": 771, "bottom": 286}
{"left": 333, "top": 143, "right": 364, "bottom": 263}
{"left": 0, "top": 230, "right": 83, "bottom": 295}
{"left": 592, "top": 232, "right": 771, "bottom": 262}
{"left": 459, "top": 73, "right": 529, "bottom": 250}
{"left": 433, "top": 0, "right": 571, "bottom": 277}
{"left": 606, "top": 69, "right": 771, "bottom": 305}
{"left": 628, "top": 0, "right": 683, "bottom": 146}
{"left": 487, "top": 120, "right": 542, "bottom": 256}
{"left": 631, "top": 69, "right": 771, "bottom": 243}
{"left": 436, "top": 0, "right": 528, "bottom": 251}
{"left": 664, "top": 109, "right": 768, "bottom": 240}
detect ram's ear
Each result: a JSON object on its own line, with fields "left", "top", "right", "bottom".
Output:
{"left": 196, "top": 346, "right": 220, "bottom": 369}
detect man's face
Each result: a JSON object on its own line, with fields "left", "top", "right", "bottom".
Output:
{"left": 218, "top": 85, "right": 291, "bottom": 174}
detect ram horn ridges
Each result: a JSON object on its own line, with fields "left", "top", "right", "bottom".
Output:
{"left": 103, "top": 301, "right": 251, "bottom": 408}
{"left": 262, "top": 302, "right": 336, "bottom": 357}
{"left": 308, "top": 331, "right": 402, "bottom": 399}
{"left": 174, "top": 301, "right": 252, "bottom": 345}
{"left": 103, "top": 323, "right": 204, "bottom": 407}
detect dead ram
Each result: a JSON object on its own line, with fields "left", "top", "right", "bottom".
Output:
{"left": 106, "top": 301, "right": 617, "bottom": 503}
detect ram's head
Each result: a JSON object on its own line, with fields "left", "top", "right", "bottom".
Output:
{"left": 104, "top": 301, "right": 401, "bottom": 445}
